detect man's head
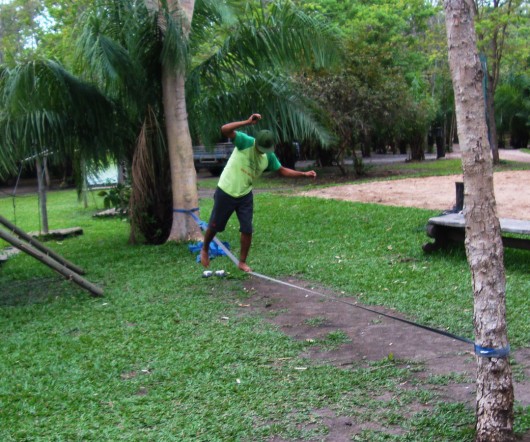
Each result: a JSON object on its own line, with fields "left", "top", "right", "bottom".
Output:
{"left": 255, "top": 130, "right": 275, "bottom": 154}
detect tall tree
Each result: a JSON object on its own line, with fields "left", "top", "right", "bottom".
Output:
{"left": 161, "top": 0, "right": 201, "bottom": 242}
{"left": 70, "top": 0, "right": 338, "bottom": 242}
{"left": 145, "top": 0, "right": 340, "bottom": 242}
{"left": 444, "top": 1, "right": 514, "bottom": 441}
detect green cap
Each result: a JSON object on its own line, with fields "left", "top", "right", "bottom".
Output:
{"left": 255, "top": 130, "right": 275, "bottom": 154}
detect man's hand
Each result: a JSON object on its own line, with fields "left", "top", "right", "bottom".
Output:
{"left": 248, "top": 113, "right": 261, "bottom": 124}
{"left": 304, "top": 170, "right": 317, "bottom": 178}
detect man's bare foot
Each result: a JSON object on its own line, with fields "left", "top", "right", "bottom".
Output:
{"left": 200, "top": 249, "right": 210, "bottom": 268}
{"left": 238, "top": 261, "right": 252, "bottom": 272}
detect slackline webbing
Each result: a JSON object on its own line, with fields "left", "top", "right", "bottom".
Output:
{"left": 179, "top": 208, "right": 510, "bottom": 359}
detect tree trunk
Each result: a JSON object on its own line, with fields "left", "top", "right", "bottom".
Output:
{"left": 43, "top": 155, "right": 51, "bottom": 188}
{"left": 162, "top": 0, "right": 201, "bottom": 242}
{"left": 473, "top": 0, "right": 515, "bottom": 165}
{"left": 162, "top": 69, "right": 201, "bottom": 242}
{"left": 409, "top": 131, "right": 425, "bottom": 161}
{"left": 444, "top": 2, "right": 514, "bottom": 441}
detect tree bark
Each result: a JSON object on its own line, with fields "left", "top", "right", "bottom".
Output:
{"left": 162, "top": 68, "right": 201, "bottom": 241}
{"left": 162, "top": 0, "right": 201, "bottom": 242}
{"left": 444, "top": 1, "right": 514, "bottom": 441}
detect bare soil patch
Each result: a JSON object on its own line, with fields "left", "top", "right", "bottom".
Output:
{"left": 301, "top": 170, "right": 530, "bottom": 219}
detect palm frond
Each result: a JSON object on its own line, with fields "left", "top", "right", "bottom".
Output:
{"left": 187, "top": 1, "right": 340, "bottom": 148}
{"left": 129, "top": 105, "right": 171, "bottom": 245}
{"left": 194, "top": 0, "right": 342, "bottom": 82}
{"left": 0, "top": 59, "right": 116, "bottom": 179}
{"left": 75, "top": 6, "right": 143, "bottom": 99}
{"left": 189, "top": 72, "right": 333, "bottom": 147}
{"left": 157, "top": 0, "right": 191, "bottom": 73}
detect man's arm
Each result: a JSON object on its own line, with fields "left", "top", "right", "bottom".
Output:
{"left": 278, "top": 166, "right": 317, "bottom": 179}
{"left": 221, "top": 113, "right": 261, "bottom": 139}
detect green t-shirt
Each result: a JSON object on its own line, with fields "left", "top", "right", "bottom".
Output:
{"left": 218, "top": 131, "right": 282, "bottom": 198}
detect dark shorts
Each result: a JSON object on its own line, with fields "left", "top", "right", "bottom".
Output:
{"left": 208, "top": 187, "right": 253, "bottom": 234}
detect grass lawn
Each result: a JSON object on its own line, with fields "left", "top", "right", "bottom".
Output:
{"left": 1, "top": 162, "right": 529, "bottom": 440}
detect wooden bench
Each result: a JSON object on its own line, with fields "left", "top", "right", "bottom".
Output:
{"left": 423, "top": 213, "right": 530, "bottom": 252}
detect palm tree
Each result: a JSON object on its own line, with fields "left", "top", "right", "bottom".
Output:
{"left": 0, "top": 58, "right": 118, "bottom": 233}
{"left": 75, "top": 0, "right": 172, "bottom": 244}
{"left": 1, "top": 0, "right": 340, "bottom": 243}
{"left": 0, "top": 59, "right": 117, "bottom": 175}
{"left": 74, "top": 0, "right": 340, "bottom": 242}
{"left": 0, "top": 58, "right": 116, "bottom": 186}
{"left": 145, "top": 0, "right": 341, "bottom": 241}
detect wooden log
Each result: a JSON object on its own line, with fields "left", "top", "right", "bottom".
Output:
{"left": 0, "top": 229, "right": 103, "bottom": 297}
{"left": 0, "top": 214, "right": 85, "bottom": 275}
{"left": 29, "top": 227, "right": 84, "bottom": 240}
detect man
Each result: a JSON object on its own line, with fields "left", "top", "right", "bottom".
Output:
{"left": 200, "top": 113, "right": 316, "bottom": 272}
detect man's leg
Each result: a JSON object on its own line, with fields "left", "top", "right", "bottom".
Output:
{"left": 201, "top": 228, "right": 216, "bottom": 268}
{"left": 235, "top": 192, "right": 253, "bottom": 273}
{"left": 238, "top": 232, "right": 252, "bottom": 272}
{"left": 202, "top": 188, "right": 233, "bottom": 268}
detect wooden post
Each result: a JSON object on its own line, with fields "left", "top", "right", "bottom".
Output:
{"left": 36, "top": 157, "right": 49, "bottom": 234}
{"left": 0, "top": 228, "right": 103, "bottom": 297}
{"left": 0, "top": 214, "right": 85, "bottom": 275}
{"left": 81, "top": 158, "right": 89, "bottom": 209}
{"left": 455, "top": 181, "right": 464, "bottom": 212}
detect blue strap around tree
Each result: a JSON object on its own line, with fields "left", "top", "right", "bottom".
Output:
{"left": 175, "top": 208, "right": 231, "bottom": 263}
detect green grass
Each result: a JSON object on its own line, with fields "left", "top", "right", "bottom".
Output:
{"left": 1, "top": 167, "right": 529, "bottom": 440}
{"left": 376, "top": 157, "right": 530, "bottom": 176}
